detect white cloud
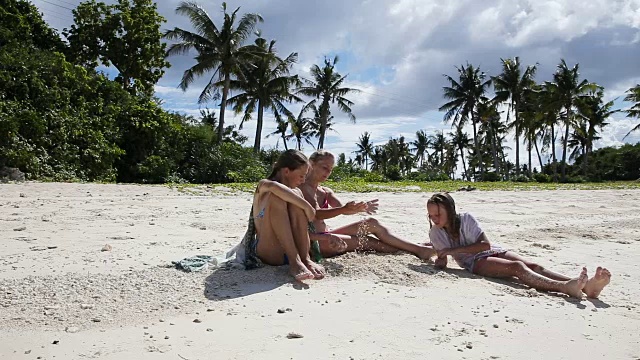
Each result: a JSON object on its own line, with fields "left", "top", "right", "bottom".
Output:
{"left": 34, "top": 0, "right": 640, "bottom": 167}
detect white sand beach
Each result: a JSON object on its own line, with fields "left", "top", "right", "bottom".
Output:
{"left": 1, "top": 183, "right": 639, "bottom": 359}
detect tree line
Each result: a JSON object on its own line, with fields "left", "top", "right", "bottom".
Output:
{"left": 0, "top": 0, "right": 638, "bottom": 184}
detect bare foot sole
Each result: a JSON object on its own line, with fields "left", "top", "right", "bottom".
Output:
{"left": 304, "top": 260, "right": 326, "bottom": 280}
{"left": 583, "top": 267, "right": 611, "bottom": 298}
{"left": 290, "top": 262, "right": 314, "bottom": 281}
{"left": 564, "top": 267, "right": 588, "bottom": 298}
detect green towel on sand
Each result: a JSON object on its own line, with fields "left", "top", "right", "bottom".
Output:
{"left": 172, "top": 255, "right": 213, "bottom": 272}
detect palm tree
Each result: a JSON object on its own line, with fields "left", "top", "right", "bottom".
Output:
{"left": 267, "top": 118, "right": 289, "bottom": 150}
{"left": 370, "top": 145, "right": 387, "bottom": 173}
{"left": 164, "top": 2, "right": 263, "bottom": 143}
{"left": 492, "top": 57, "right": 537, "bottom": 177}
{"left": 411, "top": 130, "right": 431, "bottom": 168}
{"left": 355, "top": 132, "right": 374, "bottom": 170}
{"left": 226, "top": 38, "right": 301, "bottom": 152}
{"left": 574, "top": 90, "right": 616, "bottom": 174}
{"left": 428, "top": 131, "right": 447, "bottom": 169}
{"left": 623, "top": 84, "right": 640, "bottom": 139}
{"left": 546, "top": 60, "right": 598, "bottom": 181}
{"left": 477, "top": 100, "right": 502, "bottom": 176}
{"left": 439, "top": 64, "right": 492, "bottom": 180}
{"left": 297, "top": 56, "right": 360, "bottom": 149}
{"left": 287, "top": 101, "right": 316, "bottom": 150}
{"left": 450, "top": 125, "right": 472, "bottom": 181}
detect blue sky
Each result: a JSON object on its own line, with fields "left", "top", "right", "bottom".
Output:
{"left": 35, "top": 0, "right": 640, "bottom": 171}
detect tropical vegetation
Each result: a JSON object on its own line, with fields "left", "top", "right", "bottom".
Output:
{"left": 1, "top": 0, "right": 638, "bottom": 185}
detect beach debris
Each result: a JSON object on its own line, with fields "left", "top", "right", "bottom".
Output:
{"left": 80, "top": 304, "right": 94, "bottom": 310}
{"left": 91, "top": 318, "right": 101, "bottom": 322}
{"left": 101, "top": 244, "right": 112, "bottom": 252}
{"left": 206, "top": 328, "right": 213, "bottom": 332}
{"left": 493, "top": 324, "right": 499, "bottom": 328}
{"left": 457, "top": 185, "right": 477, "bottom": 192}
{"left": 13, "top": 227, "right": 27, "bottom": 232}
{"left": 466, "top": 343, "right": 473, "bottom": 349}
{"left": 19, "top": 193, "right": 26, "bottom": 198}
{"left": 286, "top": 332, "right": 303, "bottom": 339}
{"left": 277, "top": 308, "right": 289, "bottom": 314}
{"left": 164, "top": 336, "right": 169, "bottom": 340}
{"left": 193, "top": 318, "right": 202, "bottom": 323}
{"left": 52, "top": 340, "right": 59, "bottom": 345}
{"left": 65, "top": 326, "right": 80, "bottom": 333}
{"left": 24, "top": 350, "right": 31, "bottom": 354}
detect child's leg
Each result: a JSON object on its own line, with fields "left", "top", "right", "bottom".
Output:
{"left": 287, "top": 202, "right": 325, "bottom": 279}
{"left": 501, "top": 252, "right": 611, "bottom": 298}
{"left": 256, "top": 196, "right": 313, "bottom": 281}
{"left": 330, "top": 218, "right": 436, "bottom": 259}
{"left": 499, "top": 252, "right": 571, "bottom": 281}
{"left": 473, "top": 257, "right": 588, "bottom": 298}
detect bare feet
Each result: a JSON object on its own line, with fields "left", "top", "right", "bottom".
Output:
{"left": 563, "top": 267, "right": 589, "bottom": 298}
{"left": 416, "top": 244, "right": 437, "bottom": 260}
{"left": 290, "top": 260, "right": 314, "bottom": 282}
{"left": 583, "top": 267, "right": 611, "bottom": 298}
{"left": 304, "top": 259, "right": 326, "bottom": 280}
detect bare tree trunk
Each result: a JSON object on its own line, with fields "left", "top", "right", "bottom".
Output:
{"left": 253, "top": 100, "right": 264, "bottom": 152}
{"left": 561, "top": 109, "right": 571, "bottom": 182}
{"left": 217, "top": 75, "right": 231, "bottom": 144}
{"left": 534, "top": 139, "right": 543, "bottom": 173}
{"left": 317, "top": 99, "right": 330, "bottom": 149}
{"left": 551, "top": 123, "right": 558, "bottom": 181}
{"left": 472, "top": 118, "right": 483, "bottom": 181}
{"left": 528, "top": 142, "right": 532, "bottom": 178}
{"left": 460, "top": 147, "right": 470, "bottom": 181}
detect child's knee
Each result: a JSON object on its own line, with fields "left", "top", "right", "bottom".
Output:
{"left": 268, "top": 196, "right": 287, "bottom": 211}
{"left": 509, "top": 261, "right": 528, "bottom": 274}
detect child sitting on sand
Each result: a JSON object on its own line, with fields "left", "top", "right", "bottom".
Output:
{"left": 427, "top": 192, "right": 611, "bottom": 299}
{"left": 226, "top": 150, "right": 325, "bottom": 281}
{"left": 299, "top": 150, "right": 436, "bottom": 260}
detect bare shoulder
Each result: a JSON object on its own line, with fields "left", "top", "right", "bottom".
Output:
{"left": 255, "top": 179, "right": 269, "bottom": 193}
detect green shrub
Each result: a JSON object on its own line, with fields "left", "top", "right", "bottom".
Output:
{"left": 363, "top": 171, "right": 386, "bottom": 182}
{"left": 385, "top": 165, "right": 402, "bottom": 181}
{"left": 534, "top": 173, "right": 552, "bottom": 183}
{"left": 483, "top": 171, "right": 501, "bottom": 182}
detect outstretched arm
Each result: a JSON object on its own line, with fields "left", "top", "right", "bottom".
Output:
{"left": 257, "top": 180, "right": 315, "bottom": 220}
{"left": 314, "top": 187, "right": 367, "bottom": 220}
{"left": 438, "top": 233, "right": 491, "bottom": 257}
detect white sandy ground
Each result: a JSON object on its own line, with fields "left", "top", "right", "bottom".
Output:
{"left": 1, "top": 183, "right": 639, "bottom": 360}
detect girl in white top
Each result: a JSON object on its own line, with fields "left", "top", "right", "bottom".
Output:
{"left": 427, "top": 192, "right": 611, "bottom": 299}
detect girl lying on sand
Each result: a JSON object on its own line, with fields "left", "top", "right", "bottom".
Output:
{"left": 427, "top": 192, "right": 611, "bottom": 299}
{"left": 227, "top": 150, "right": 325, "bottom": 281}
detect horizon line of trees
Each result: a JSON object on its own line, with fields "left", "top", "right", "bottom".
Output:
{"left": 1, "top": 0, "right": 638, "bottom": 184}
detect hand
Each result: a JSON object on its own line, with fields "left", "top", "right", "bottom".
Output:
{"left": 342, "top": 201, "right": 367, "bottom": 215}
{"left": 434, "top": 256, "right": 447, "bottom": 269}
{"left": 437, "top": 249, "right": 452, "bottom": 258}
{"left": 364, "top": 199, "right": 379, "bottom": 214}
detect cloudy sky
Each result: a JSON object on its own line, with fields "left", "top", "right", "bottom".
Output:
{"left": 35, "top": 0, "right": 640, "bottom": 169}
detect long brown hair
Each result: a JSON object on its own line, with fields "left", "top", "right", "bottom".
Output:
{"left": 268, "top": 149, "right": 309, "bottom": 180}
{"left": 427, "top": 192, "right": 461, "bottom": 239}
